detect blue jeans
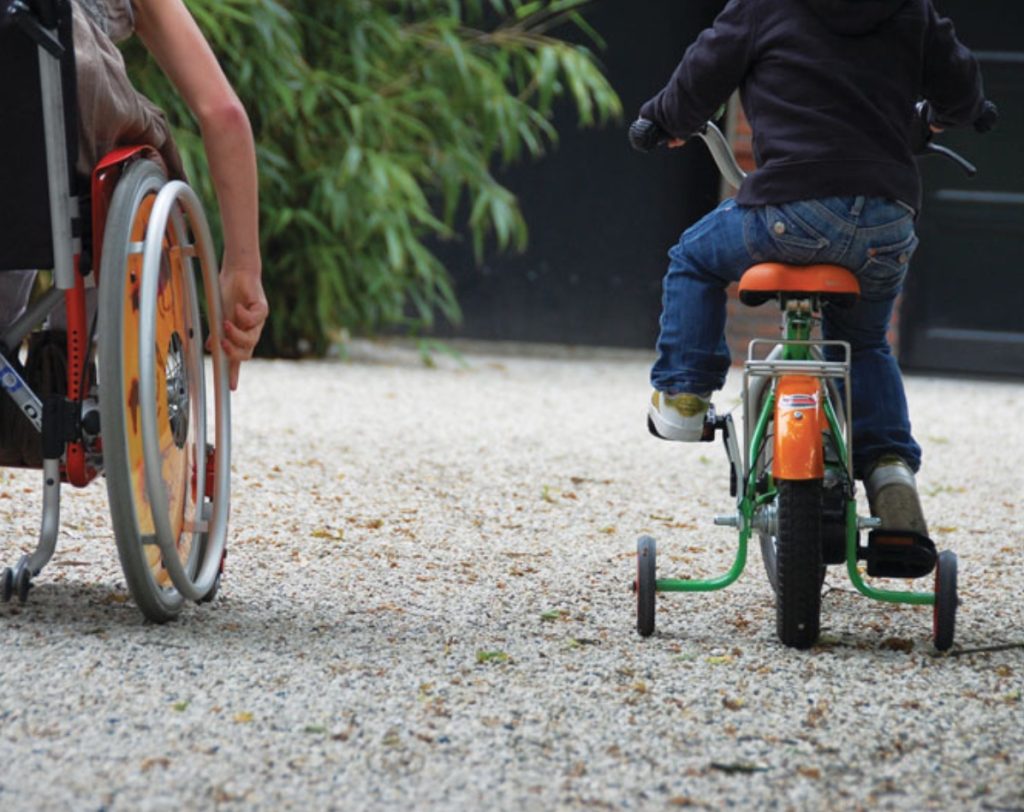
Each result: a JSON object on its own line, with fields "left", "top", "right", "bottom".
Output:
{"left": 651, "top": 196, "right": 921, "bottom": 478}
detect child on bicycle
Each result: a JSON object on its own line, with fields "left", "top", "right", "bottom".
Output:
{"left": 639, "top": 0, "right": 993, "bottom": 534}
{"left": 0, "top": 0, "right": 267, "bottom": 390}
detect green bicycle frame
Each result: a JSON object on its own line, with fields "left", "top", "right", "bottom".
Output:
{"left": 656, "top": 301, "right": 936, "bottom": 607}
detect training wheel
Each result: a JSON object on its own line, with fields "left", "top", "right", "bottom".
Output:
{"left": 15, "top": 567, "right": 32, "bottom": 603}
{"left": 933, "top": 550, "right": 958, "bottom": 652}
{"left": 636, "top": 535, "right": 657, "bottom": 637}
{"left": 1, "top": 567, "right": 12, "bottom": 602}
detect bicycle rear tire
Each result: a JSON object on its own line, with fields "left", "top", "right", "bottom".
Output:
{"left": 774, "top": 478, "right": 824, "bottom": 649}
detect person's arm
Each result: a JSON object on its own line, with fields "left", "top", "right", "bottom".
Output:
{"left": 133, "top": 0, "right": 267, "bottom": 390}
{"left": 921, "top": 4, "right": 985, "bottom": 129}
{"left": 638, "top": 0, "right": 754, "bottom": 141}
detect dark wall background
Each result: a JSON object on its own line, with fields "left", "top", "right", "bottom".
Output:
{"left": 434, "top": 0, "right": 725, "bottom": 347}
{"left": 898, "top": 0, "right": 1024, "bottom": 377}
{"left": 436, "top": 0, "right": 1022, "bottom": 378}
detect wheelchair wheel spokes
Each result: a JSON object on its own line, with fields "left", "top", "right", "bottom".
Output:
{"left": 774, "top": 478, "right": 824, "bottom": 649}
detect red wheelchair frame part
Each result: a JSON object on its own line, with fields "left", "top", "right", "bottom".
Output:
{"left": 63, "top": 146, "right": 165, "bottom": 487}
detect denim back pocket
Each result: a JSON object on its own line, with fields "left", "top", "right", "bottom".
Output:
{"left": 752, "top": 203, "right": 831, "bottom": 265}
{"left": 856, "top": 231, "right": 919, "bottom": 300}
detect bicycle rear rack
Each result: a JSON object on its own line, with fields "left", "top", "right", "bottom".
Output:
{"left": 743, "top": 338, "right": 854, "bottom": 483}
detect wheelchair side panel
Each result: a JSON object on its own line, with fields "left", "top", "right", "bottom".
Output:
{"left": 772, "top": 375, "right": 824, "bottom": 481}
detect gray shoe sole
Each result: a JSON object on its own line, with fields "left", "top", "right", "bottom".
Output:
{"left": 866, "top": 462, "right": 929, "bottom": 536}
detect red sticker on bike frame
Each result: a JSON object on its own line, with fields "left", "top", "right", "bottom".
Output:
{"left": 779, "top": 393, "right": 818, "bottom": 410}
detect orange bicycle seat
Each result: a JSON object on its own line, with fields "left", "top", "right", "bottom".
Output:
{"left": 738, "top": 263, "right": 860, "bottom": 308}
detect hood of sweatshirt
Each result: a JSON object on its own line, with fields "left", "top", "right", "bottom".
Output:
{"left": 802, "top": 0, "right": 908, "bottom": 35}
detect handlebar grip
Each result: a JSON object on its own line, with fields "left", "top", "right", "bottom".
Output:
{"left": 974, "top": 100, "right": 998, "bottom": 134}
{"left": 629, "top": 118, "right": 669, "bottom": 153}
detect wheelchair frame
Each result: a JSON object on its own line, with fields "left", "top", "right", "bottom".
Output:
{"left": 0, "top": 0, "right": 231, "bottom": 621}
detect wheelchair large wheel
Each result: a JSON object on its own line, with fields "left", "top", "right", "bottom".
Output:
{"left": 773, "top": 479, "right": 823, "bottom": 649}
{"left": 98, "top": 159, "right": 229, "bottom": 622}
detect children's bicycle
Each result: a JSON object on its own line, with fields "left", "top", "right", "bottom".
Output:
{"left": 629, "top": 116, "right": 977, "bottom": 651}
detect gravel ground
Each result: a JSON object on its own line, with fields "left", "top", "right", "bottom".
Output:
{"left": 1, "top": 341, "right": 1022, "bottom": 811}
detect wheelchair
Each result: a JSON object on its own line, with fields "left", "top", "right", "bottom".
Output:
{"left": 0, "top": 0, "right": 231, "bottom": 622}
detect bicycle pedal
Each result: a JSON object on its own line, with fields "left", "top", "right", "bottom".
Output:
{"left": 863, "top": 530, "right": 937, "bottom": 578}
{"left": 700, "top": 404, "right": 720, "bottom": 442}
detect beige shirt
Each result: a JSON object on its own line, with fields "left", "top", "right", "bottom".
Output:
{"left": 71, "top": 0, "right": 183, "bottom": 178}
{"left": 75, "top": 0, "right": 134, "bottom": 43}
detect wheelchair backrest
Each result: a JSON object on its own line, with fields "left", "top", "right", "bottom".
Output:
{"left": 0, "top": 0, "right": 79, "bottom": 273}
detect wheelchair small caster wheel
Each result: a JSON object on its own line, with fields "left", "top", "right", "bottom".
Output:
{"left": 636, "top": 535, "right": 657, "bottom": 637}
{"left": 15, "top": 567, "right": 32, "bottom": 604}
{"left": 1, "top": 567, "right": 13, "bottom": 602}
{"left": 933, "top": 550, "right": 958, "bottom": 652}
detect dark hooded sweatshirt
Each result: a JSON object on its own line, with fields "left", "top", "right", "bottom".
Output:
{"left": 639, "top": 0, "right": 985, "bottom": 210}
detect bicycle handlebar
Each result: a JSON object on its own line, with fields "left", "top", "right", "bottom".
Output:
{"left": 921, "top": 142, "right": 977, "bottom": 177}
{"left": 630, "top": 104, "right": 989, "bottom": 183}
{"left": 694, "top": 121, "right": 747, "bottom": 189}
{"left": 629, "top": 117, "right": 747, "bottom": 188}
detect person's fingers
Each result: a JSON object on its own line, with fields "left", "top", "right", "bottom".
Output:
{"left": 232, "top": 300, "right": 267, "bottom": 331}
{"left": 223, "top": 319, "right": 260, "bottom": 356}
{"left": 228, "top": 358, "right": 240, "bottom": 391}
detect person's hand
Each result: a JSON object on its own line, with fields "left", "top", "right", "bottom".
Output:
{"left": 217, "top": 268, "right": 268, "bottom": 390}
{"left": 973, "top": 99, "right": 998, "bottom": 134}
{"left": 667, "top": 138, "right": 686, "bottom": 148}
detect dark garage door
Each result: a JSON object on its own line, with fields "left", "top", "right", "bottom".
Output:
{"left": 434, "top": 1, "right": 724, "bottom": 348}
{"left": 900, "top": 1, "right": 1024, "bottom": 377}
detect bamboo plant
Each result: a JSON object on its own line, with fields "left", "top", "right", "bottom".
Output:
{"left": 125, "top": 0, "right": 621, "bottom": 355}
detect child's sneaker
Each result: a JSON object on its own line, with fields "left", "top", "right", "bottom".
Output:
{"left": 865, "top": 455, "right": 929, "bottom": 536}
{"left": 647, "top": 390, "right": 710, "bottom": 442}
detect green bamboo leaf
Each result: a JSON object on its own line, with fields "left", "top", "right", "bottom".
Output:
{"left": 124, "top": 0, "right": 620, "bottom": 355}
